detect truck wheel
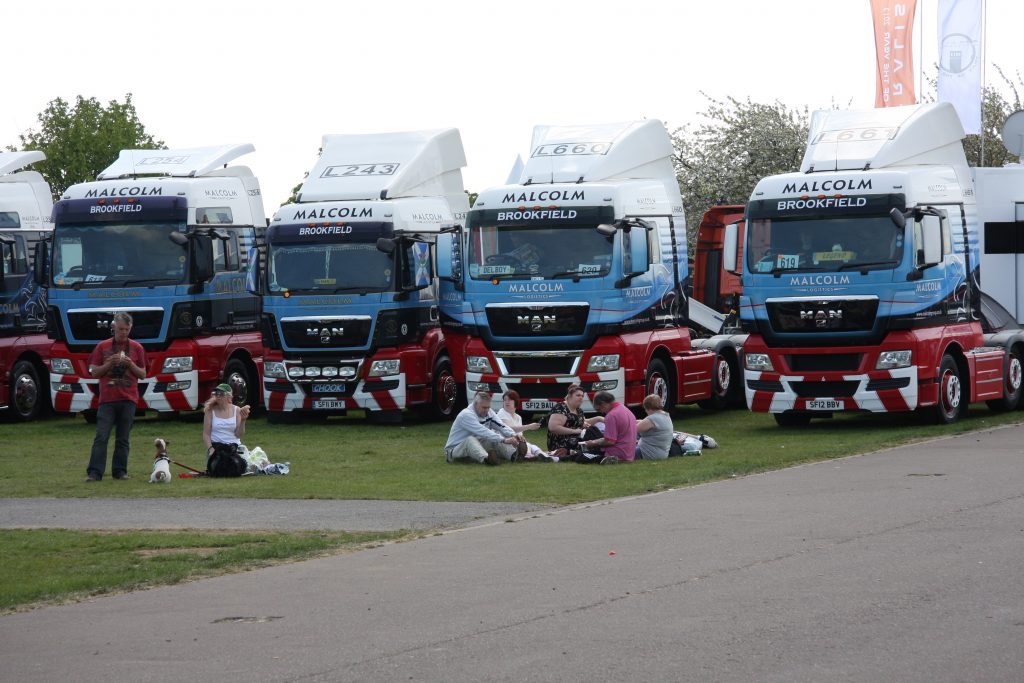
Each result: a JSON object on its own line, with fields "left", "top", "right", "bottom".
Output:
{"left": 986, "top": 347, "right": 1022, "bottom": 412}
{"left": 267, "top": 410, "right": 300, "bottom": 425}
{"left": 425, "top": 357, "right": 463, "bottom": 421}
{"left": 9, "top": 360, "right": 45, "bottom": 421}
{"left": 644, "top": 358, "right": 675, "bottom": 410}
{"left": 223, "top": 359, "right": 254, "bottom": 408}
{"left": 82, "top": 410, "right": 98, "bottom": 424}
{"left": 774, "top": 412, "right": 811, "bottom": 427}
{"left": 697, "top": 352, "right": 739, "bottom": 410}
{"left": 935, "top": 354, "right": 964, "bottom": 424}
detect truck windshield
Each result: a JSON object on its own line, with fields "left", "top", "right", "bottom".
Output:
{"left": 268, "top": 243, "right": 393, "bottom": 293}
{"left": 746, "top": 216, "right": 904, "bottom": 273}
{"left": 468, "top": 224, "right": 612, "bottom": 280}
{"left": 51, "top": 222, "right": 187, "bottom": 287}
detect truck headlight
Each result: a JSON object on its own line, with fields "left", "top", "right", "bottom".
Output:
{"left": 876, "top": 350, "right": 912, "bottom": 369}
{"left": 50, "top": 358, "right": 74, "bottom": 375}
{"left": 264, "top": 361, "right": 286, "bottom": 378}
{"left": 466, "top": 355, "right": 493, "bottom": 374}
{"left": 744, "top": 353, "right": 774, "bottom": 372}
{"left": 369, "top": 359, "right": 400, "bottom": 377}
{"left": 287, "top": 366, "right": 305, "bottom": 379}
{"left": 587, "top": 354, "right": 620, "bottom": 372}
{"left": 161, "top": 356, "right": 194, "bottom": 373}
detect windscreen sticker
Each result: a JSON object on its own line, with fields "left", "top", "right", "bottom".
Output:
{"left": 85, "top": 274, "right": 107, "bottom": 282}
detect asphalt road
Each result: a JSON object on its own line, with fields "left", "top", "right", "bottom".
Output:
{"left": 2, "top": 425, "right": 1023, "bottom": 682}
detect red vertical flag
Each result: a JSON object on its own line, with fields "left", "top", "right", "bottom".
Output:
{"left": 871, "top": 0, "right": 918, "bottom": 107}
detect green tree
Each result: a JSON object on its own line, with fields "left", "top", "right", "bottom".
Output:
{"left": 11, "top": 94, "right": 163, "bottom": 198}
{"left": 955, "top": 66, "right": 1023, "bottom": 167}
{"left": 671, "top": 96, "right": 813, "bottom": 247}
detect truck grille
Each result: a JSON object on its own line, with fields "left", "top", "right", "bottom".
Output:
{"left": 499, "top": 354, "right": 578, "bottom": 375}
{"left": 486, "top": 304, "right": 589, "bottom": 337}
{"left": 67, "top": 309, "right": 164, "bottom": 341}
{"left": 766, "top": 298, "right": 877, "bottom": 333}
{"left": 790, "top": 381, "right": 859, "bottom": 397}
{"left": 280, "top": 317, "right": 372, "bottom": 349}
{"left": 786, "top": 353, "right": 862, "bottom": 372}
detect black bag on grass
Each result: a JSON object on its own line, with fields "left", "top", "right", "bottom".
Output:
{"left": 207, "top": 442, "right": 247, "bottom": 478}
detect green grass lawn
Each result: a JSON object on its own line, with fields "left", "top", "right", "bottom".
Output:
{"left": 2, "top": 405, "right": 1020, "bottom": 612}
{"left": 0, "top": 528, "right": 405, "bottom": 613}
{"left": 2, "top": 405, "right": 1021, "bottom": 504}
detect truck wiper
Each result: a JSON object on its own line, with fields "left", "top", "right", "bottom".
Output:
{"left": 770, "top": 266, "right": 825, "bottom": 278}
{"left": 837, "top": 259, "right": 899, "bottom": 273}
{"left": 549, "top": 270, "right": 587, "bottom": 281}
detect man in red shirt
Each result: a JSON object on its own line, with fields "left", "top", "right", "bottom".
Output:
{"left": 581, "top": 391, "right": 637, "bottom": 463}
{"left": 85, "top": 312, "right": 146, "bottom": 481}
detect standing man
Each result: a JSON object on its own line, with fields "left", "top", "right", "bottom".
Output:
{"left": 85, "top": 311, "right": 146, "bottom": 481}
{"left": 581, "top": 391, "right": 637, "bottom": 464}
{"left": 444, "top": 391, "right": 523, "bottom": 466}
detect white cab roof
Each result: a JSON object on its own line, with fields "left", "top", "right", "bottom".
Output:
{"left": 298, "top": 129, "right": 466, "bottom": 203}
{"left": 0, "top": 151, "right": 46, "bottom": 176}
{"left": 518, "top": 120, "right": 675, "bottom": 185}
{"left": 802, "top": 102, "right": 967, "bottom": 173}
{"left": 97, "top": 144, "right": 256, "bottom": 179}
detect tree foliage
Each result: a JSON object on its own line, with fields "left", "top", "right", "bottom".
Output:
{"left": 954, "top": 66, "right": 1023, "bottom": 168}
{"left": 12, "top": 94, "right": 163, "bottom": 198}
{"left": 671, "top": 96, "right": 812, "bottom": 245}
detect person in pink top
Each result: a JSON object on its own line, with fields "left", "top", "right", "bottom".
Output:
{"left": 580, "top": 391, "right": 637, "bottom": 463}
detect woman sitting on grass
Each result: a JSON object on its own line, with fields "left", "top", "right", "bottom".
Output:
{"left": 496, "top": 390, "right": 553, "bottom": 461}
{"left": 545, "top": 384, "right": 603, "bottom": 457}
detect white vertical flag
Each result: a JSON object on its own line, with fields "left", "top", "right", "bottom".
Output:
{"left": 937, "top": 0, "right": 983, "bottom": 134}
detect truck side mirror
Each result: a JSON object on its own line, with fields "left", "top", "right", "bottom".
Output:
{"left": 245, "top": 246, "right": 261, "bottom": 294}
{"left": 919, "top": 214, "right": 943, "bottom": 268}
{"left": 627, "top": 226, "right": 650, "bottom": 274}
{"left": 32, "top": 240, "right": 49, "bottom": 287}
{"left": 723, "top": 222, "right": 740, "bottom": 274}
{"left": 889, "top": 207, "right": 907, "bottom": 229}
{"left": 376, "top": 237, "right": 396, "bottom": 255}
{"left": 189, "top": 234, "right": 215, "bottom": 286}
{"left": 435, "top": 232, "right": 456, "bottom": 281}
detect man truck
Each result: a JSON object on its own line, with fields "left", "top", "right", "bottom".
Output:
{"left": 0, "top": 151, "right": 53, "bottom": 420}
{"left": 437, "top": 120, "right": 741, "bottom": 414}
{"left": 736, "top": 102, "right": 1024, "bottom": 426}
{"left": 256, "top": 129, "right": 468, "bottom": 422}
{"left": 36, "top": 145, "right": 266, "bottom": 416}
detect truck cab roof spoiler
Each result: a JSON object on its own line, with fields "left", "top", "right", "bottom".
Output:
{"left": 97, "top": 144, "right": 256, "bottom": 179}
{"left": 0, "top": 151, "right": 46, "bottom": 176}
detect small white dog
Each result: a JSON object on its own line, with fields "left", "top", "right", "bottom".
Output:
{"left": 150, "top": 438, "right": 172, "bottom": 483}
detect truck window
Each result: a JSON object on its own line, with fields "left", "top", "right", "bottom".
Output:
{"left": 213, "top": 232, "right": 240, "bottom": 272}
{"left": 197, "top": 207, "right": 234, "bottom": 225}
{"left": 0, "top": 212, "right": 19, "bottom": 229}
{"left": 747, "top": 215, "right": 903, "bottom": 273}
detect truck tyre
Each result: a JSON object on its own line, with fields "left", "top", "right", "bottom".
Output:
{"left": 986, "top": 346, "right": 1022, "bottom": 412}
{"left": 934, "top": 354, "right": 964, "bottom": 424}
{"left": 9, "top": 360, "right": 45, "bottom": 421}
{"left": 773, "top": 412, "right": 811, "bottom": 428}
{"left": 82, "top": 409, "right": 97, "bottom": 424}
{"left": 644, "top": 358, "right": 675, "bottom": 411}
{"left": 697, "top": 352, "right": 739, "bottom": 410}
{"left": 425, "top": 356, "right": 463, "bottom": 421}
{"left": 223, "top": 359, "right": 254, "bottom": 408}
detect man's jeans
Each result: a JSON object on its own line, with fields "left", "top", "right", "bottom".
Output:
{"left": 87, "top": 400, "right": 136, "bottom": 478}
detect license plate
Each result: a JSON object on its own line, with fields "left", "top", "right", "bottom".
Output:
{"left": 807, "top": 399, "right": 842, "bottom": 410}
{"left": 312, "top": 400, "right": 345, "bottom": 410}
{"left": 522, "top": 400, "right": 553, "bottom": 411}
{"left": 312, "top": 383, "right": 346, "bottom": 394}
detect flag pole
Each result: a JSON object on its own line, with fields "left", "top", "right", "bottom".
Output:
{"left": 980, "top": 0, "right": 987, "bottom": 166}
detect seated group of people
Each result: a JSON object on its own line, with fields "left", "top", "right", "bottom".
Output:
{"left": 443, "top": 384, "right": 676, "bottom": 466}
